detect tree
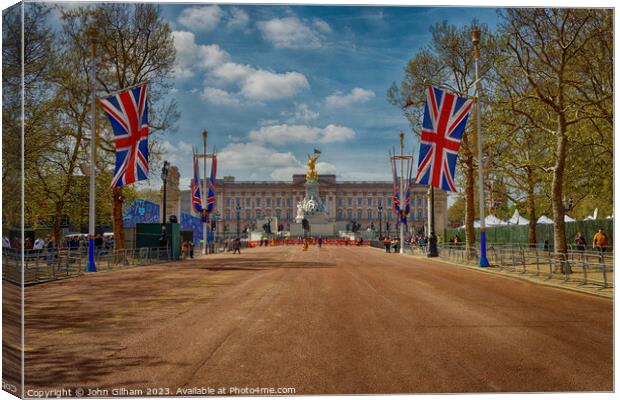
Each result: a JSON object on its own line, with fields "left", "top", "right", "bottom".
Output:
{"left": 59, "top": 4, "right": 177, "bottom": 248}
{"left": 388, "top": 20, "right": 500, "bottom": 253}
{"left": 500, "top": 9, "right": 613, "bottom": 262}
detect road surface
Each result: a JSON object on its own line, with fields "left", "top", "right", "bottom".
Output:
{"left": 18, "top": 246, "right": 612, "bottom": 394}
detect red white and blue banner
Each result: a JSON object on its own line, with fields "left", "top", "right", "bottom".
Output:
{"left": 415, "top": 85, "right": 473, "bottom": 192}
{"left": 99, "top": 83, "right": 149, "bottom": 188}
{"left": 191, "top": 152, "right": 202, "bottom": 214}
{"left": 206, "top": 154, "right": 217, "bottom": 214}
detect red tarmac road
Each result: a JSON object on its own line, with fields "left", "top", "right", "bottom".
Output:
{"left": 20, "top": 246, "right": 612, "bottom": 394}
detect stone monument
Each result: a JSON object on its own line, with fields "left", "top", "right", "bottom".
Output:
{"left": 290, "top": 149, "right": 337, "bottom": 237}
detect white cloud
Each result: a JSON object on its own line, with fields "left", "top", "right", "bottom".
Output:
{"left": 227, "top": 7, "right": 249, "bottom": 29}
{"left": 248, "top": 124, "right": 355, "bottom": 145}
{"left": 316, "top": 162, "right": 337, "bottom": 174}
{"left": 217, "top": 143, "right": 301, "bottom": 172}
{"left": 172, "top": 31, "right": 230, "bottom": 79}
{"left": 312, "top": 19, "right": 332, "bottom": 34}
{"left": 240, "top": 70, "right": 309, "bottom": 100}
{"left": 160, "top": 140, "right": 195, "bottom": 184}
{"left": 325, "top": 88, "right": 376, "bottom": 108}
{"left": 178, "top": 5, "right": 223, "bottom": 31}
{"left": 212, "top": 62, "right": 254, "bottom": 83}
{"left": 257, "top": 17, "right": 331, "bottom": 49}
{"left": 201, "top": 87, "right": 240, "bottom": 106}
{"left": 211, "top": 62, "right": 309, "bottom": 101}
{"left": 284, "top": 103, "right": 319, "bottom": 123}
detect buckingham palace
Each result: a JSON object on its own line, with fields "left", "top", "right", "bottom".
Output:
{"left": 180, "top": 174, "right": 448, "bottom": 238}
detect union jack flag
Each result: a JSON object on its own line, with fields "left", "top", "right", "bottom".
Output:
{"left": 191, "top": 153, "right": 202, "bottom": 214}
{"left": 99, "top": 83, "right": 149, "bottom": 187}
{"left": 415, "top": 85, "right": 473, "bottom": 192}
{"left": 206, "top": 155, "right": 217, "bottom": 213}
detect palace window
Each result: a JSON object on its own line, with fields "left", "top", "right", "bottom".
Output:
{"left": 245, "top": 198, "right": 250, "bottom": 207}
{"left": 266, "top": 198, "right": 272, "bottom": 207}
{"left": 245, "top": 211, "right": 251, "bottom": 220}
{"left": 347, "top": 210, "right": 353, "bottom": 220}
{"left": 338, "top": 198, "right": 343, "bottom": 207}
{"left": 337, "top": 210, "right": 343, "bottom": 220}
{"left": 367, "top": 198, "right": 372, "bottom": 206}
{"left": 348, "top": 198, "right": 352, "bottom": 206}
{"left": 286, "top": 198, "right": 291, "bottom": 207}
{"left": 276, "top": 198, "right": 281, "bottom": 207}
{"left": 367, "top": 210, "right": 372, "bottom": 219}
{"left": 276, "top": 210, "right": 281, "bottom": 219}
{"left": 417, "top": 210, "right": 423, "bottom": 219}
{"left": 287, "top": 211, "right": 292, "bottom": 220}
{"left": 256, "top": 198, "right": 261, "bottom": 206}
{"left": 357, "top": 210, "right": 362, "bottom": 220}
{"left": 256, "top": 211, "right": 262, "bottom": 220}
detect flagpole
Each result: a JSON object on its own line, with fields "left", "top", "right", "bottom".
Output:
{"left": 202, "top": 129, "right": 208, "bottom": 255}
{"left": 86, "top": 27, "right": 97, "bottom": 272}
{"left": 399, "top": 132, "right": 405, "bottom": 255}
{"left": 472, "top": 26, "right": 490, "bottom": 267}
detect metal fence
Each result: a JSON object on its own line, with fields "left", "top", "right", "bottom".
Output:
{"left": 2, "top": 247, "right": 172, "bottom": 285}
{"left": 370, "top": 240, "right": 613, "bottom": 290}
{"left": 434, "top": 244, "right": 614, "bottom": 289}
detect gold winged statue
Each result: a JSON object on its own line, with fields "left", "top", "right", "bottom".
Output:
{"left": 306, "top": 149, "right": 320, "bottom": 182}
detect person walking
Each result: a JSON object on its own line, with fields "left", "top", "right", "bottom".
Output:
{"left": 574, "top": 232, "right": 587, "bottom": 253}
{"left": 181, "top": 241, "right": 189, "bottom": 260}
{"left": 232, "top": 238, "right": 241, "bottom": 254}
{"left": 46, "top": 238, "right": 55, "bottom": 266}
{"left": 189, "top": 240, "right": 195, "bottom": 259}
{"left": 592, "top": 227, "right": 609, "bottom": 263}
{"left": 384, "top": 237, "right": 391, "bottom": 253}
{"left": 317, "top": 237, "right": 323, "bottom": 248}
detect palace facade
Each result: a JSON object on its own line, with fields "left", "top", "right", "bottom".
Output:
{"left": 179, "top": 174, "right": 447, "bottom": 237}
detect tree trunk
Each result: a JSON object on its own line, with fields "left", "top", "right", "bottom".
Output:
{"left": 552, "top": 115, "right": 569, "bottom": 273}
{"left": 52, "top": 202, "right": 64, "bottom": 248}
{"left": 112, "top": 186, "right": 125, "bottom": 250}
{"left": 526, "top": 167, "right": 537, "bottom": 247}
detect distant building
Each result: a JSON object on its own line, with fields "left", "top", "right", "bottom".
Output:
{"left": 179, "top": 174, "right": 447, "bottom": 237}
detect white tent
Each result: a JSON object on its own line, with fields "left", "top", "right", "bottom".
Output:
{"left": 564, "top": 215, "right": 576, "bottom": 222}
{"left": 537, "top": 215, "right": 554, "bottom": 224}
{"left": 508, "top": 210, "right": 529, "bottom": 225}
{"left": 473, "top": 214, "right": 508, "bottom": 228}
{"left": 583, "top": 215, "right": 595, "bottom": 221}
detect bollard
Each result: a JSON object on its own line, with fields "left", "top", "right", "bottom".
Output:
{"left": 600, "top": 254, "right": 608, "bottom": 289}
{"left": 580, "top": 253, "right": 588, "bottom": 286}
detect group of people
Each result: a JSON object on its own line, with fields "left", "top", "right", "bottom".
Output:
{"left": 2, "top": 234, "right": 115, "bottom": 254}
{"left": 225, "top": 238, "right": 242, "bottom": 254}
{"left": 382, "top": 237, "right": 401, "bottom": 253}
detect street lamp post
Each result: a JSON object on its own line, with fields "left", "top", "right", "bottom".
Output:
{"left": 201, "top": 130, "right": 208, "bottom": 255}
{"left": 378, "top": 203, "right": 383, "bottom": 238}
{"left": 472, "top": 26, "right": 490, "bottom": 267}
{"left": 161, "top": 161, "right": 169, "bottom": 224}
{"left": 236, "top": 205, "right": 242, "bottom": 238}
{"left": 86, "top": 26, "right": 98, "bottom": 273}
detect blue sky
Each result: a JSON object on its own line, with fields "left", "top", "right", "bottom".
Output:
{"left": 53, "top": 3, "right": 500, "bottom": 188}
